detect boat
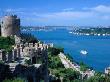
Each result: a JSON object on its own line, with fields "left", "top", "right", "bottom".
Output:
{"left": 69, "top": 32, "right": 72, "bottom": 34}
{"left": 80, "top": 50, "right": 88, "bottom": 55}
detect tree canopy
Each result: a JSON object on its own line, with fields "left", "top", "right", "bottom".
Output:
{"left": 0, "top": 36, "right": 15, "bottom": 52}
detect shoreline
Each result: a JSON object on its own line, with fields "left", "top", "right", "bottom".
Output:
{"left": 58, "top": 52, "right": 95, "bottom": 78}
{"left": 69, "top": 32, "right": 110, "bottom": 36}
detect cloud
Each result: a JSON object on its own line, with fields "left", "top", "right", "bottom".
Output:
{"left": 85, "top": 5, "right": 110, "bottom": 20}
{"left": 20, "top": 5, "right": 110, "bottom": 25}
{"left": 39, "top": 11, "right": 96, "bottom": 21}
{"left": 63, "top": 8, "right": 74, "bottom": 12}
{"left": 1, "top": 8, "right": 38, "bottom": 15}
{"left": 2, "top": 5, "right": 110, "bottom": 26}
{"left": 101, "top": 15, "right": 110, "bottom": 20}
{"left": 0, "top": 8, "right": 26, "bottom": 16}
{"left": 85, "top": 5, "right": 110, "bottom": 13}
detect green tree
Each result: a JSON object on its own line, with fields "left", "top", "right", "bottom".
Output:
{"left": 48, "top": 47, "right": 64, "bottom": 56}
{"left": 79, "top": 62, "right": 89, "bottom": 71}
{"left": 0, "top": 36, "right": 15, "bottom": 51}
{"left": 20, "top": 33, "right": 38, "bottom": 43}
{"left": 63, "top": 69, "right": 81, "bottom": 82}
{"left": 3, "top": 78, "right": 25, "bottom": 82}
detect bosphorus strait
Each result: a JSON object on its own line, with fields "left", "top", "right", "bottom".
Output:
{"left": 24, "top": 29, "right": 110, "bottom": 72}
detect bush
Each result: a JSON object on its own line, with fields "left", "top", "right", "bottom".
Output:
{"left": 65, "top": 53, "right": 74, "bottom": 62}
{"left": 20, "top": 33, "right": 38, "bottom": 43}
{"left": 3, "top": 78, "right": 25, "bottom": 82}
{"left": 79, "top": 62, "right": 89, "bottom": 71}
{"left": 48, "top": 53, "right": 64, "bottom": 69}
{"left": 63, "top": 69, "right": 81, "bottom": 82}
{"left": 25, "top": 59, "right": 31, "bottom": 65}
{"left": 48, "top": 47, "right": 64, "bottom": 56}
{"left": 0, "top": 36, "right": 15, "bottom": 51}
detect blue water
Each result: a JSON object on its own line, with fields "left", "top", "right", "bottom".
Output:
{"left": 23, "top": 29, "right": 110, "bottom": 72}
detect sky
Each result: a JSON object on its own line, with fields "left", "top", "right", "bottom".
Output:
{"left": 0, "top": 0, "right": 110, "bottom": 26}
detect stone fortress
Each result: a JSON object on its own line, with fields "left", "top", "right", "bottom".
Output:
{"left": 0, "top": 15, "right": 53, "bottom": 82}
{"left": 1, "top": 15, "right": 20, "bottom": 37}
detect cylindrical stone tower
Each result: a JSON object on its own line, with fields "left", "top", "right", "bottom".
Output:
{"left": 1, "top": 15, "right": 20, "bottom": 37}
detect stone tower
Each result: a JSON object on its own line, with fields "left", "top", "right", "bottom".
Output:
{"left": 1, "top": 15, "right": 20, "bottom": 37}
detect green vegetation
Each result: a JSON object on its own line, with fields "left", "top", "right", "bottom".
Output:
{"left": 20, "top": 33, "right": 38, "bottom": 43}
{"left": 0, "top": 36, "right": 15, "bottom": 51}
{"left": 48, "top": 47, "right": 64, "bottom": 69}
{"left": 48, "top": 54, "right": 64, "bottom": 68}
{"left": 48, "top": 46, "right": 110, "bottom": 82}
{"left": 1, "top": 33, "right": 110, "bottom": 82}
{"left": 84, "top": 73, "right": 110, "bottom": 82}
{"left": 48, "top": 47, "right": 64, "bottom": 56}
{"left": 48, "top": 47, "right": 81, "bottom": 82}
{"left": 0, "top": 60, "right": 4, "bottom": 64}
{"left": 65, "top": 53, "right": 74, "bottom": 62}
{"left": 24, "top": 59, "right": 31, "bottom": 65}
{"left": 3, "top": 78, "right": 25, "bottom": 82}
{"left": 79, "top": 62, "right": 89, "bottom": 71}
{"left": 62, "top": 68, "right": 81, "bottom": 82}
